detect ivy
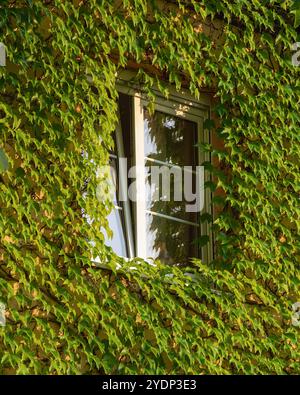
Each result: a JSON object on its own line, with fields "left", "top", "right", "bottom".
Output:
{"left": 0, "top": 0, "right": 299, "bottom": 374}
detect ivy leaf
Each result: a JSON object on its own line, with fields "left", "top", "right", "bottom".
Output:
{"left": 294, "top": 10, "right": 300, "bottom": 27}
{"left": 291, "top": 0, "right": 300, "bottom": 27}
{"left": 198, "top": 235, "right": 210, "bottom": 247}
{"left": 203, "top": 119, "right": 215, "bottom": 130}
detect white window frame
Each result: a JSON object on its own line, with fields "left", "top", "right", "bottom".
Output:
{"left": 115, "top": 71, "right": 214, "bottom": 264}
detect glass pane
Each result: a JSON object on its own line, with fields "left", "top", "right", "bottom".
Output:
{"left": 145, "top": 160, "right": 198, "bottom": 223}
{"left": 104, "top": 208, "right": 128, "bottom": 257}
{"left": 146, "top": 213, "right": 199, "bottom": 265}
{"left": 144, "top": 109, "right": 197, "bottom": 166}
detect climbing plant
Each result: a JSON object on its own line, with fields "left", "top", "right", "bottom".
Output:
{"left": 0, "top": 0, "right": 299, "bottom": 374}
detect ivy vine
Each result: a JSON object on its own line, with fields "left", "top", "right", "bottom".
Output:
{"left": 0, "top": 0, "right": 299, "bottom": 374}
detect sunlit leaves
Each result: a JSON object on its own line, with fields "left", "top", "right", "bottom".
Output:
{"left": 0, "top": 0, "right": 299, "bottom": 376}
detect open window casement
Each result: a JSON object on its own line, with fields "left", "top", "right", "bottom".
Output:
{"left": 102, "top": 73, "right": 214, "bottom": 265}
{"left": 103, "top": 108, "right": 135, "bottom": 259}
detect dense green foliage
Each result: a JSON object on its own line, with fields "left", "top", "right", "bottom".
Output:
{"left": 0, "top": 0, "right": 299, "bottom": 374}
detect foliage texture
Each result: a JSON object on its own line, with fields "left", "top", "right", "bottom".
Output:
{"left": 0, "top": 0, "right": 299, "bottom": 374}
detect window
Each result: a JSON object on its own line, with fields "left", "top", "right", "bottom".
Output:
{"left": 104, "top": 75, "right": 213, "bottom": 265}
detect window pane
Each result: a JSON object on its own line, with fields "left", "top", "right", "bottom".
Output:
{"left": 144, "top": 109, "right": 197, "bottom": 166}
{"left": 144, "top": 108, "right": 200, "bottom": 261}
{"left": 104, "top": 208, "right": 128, "bottom": 257}
{"left": 146, "top": 213, "right": 199, "bottom": 265}
{"left": 145, "top": 160, "right": 198, "bottom": 223}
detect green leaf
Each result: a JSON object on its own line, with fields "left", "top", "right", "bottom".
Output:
{"left": 198, "top": 235, "right": 210, "bottom": 247}
{"left": 203, "top": 119, "right": 215, "bottom": 130}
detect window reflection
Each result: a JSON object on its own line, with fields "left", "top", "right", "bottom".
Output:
{"left": 146, "top": 213, "right": 199, "bottom": 266}
{"left": 144, "top": 109, "right": 197, "bottom": 166}
{"left": 144, "top": 108, "right": 200, "bottom": 265}
{"left": 145, "top": 161, "right": 198, "bottom": 221}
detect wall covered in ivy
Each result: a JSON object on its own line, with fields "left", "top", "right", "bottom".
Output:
{"left": 0, "top": 0, "right": 299, "bottom": 374}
